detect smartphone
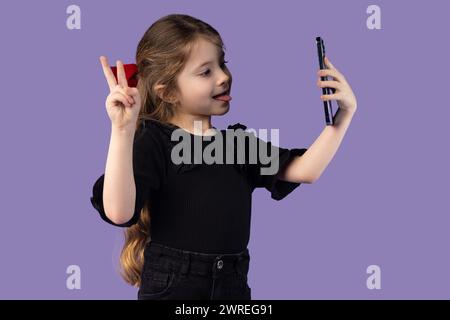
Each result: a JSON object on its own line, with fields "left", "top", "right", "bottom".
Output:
{"left": 316, "top": 36, "right": 336, "bottom": 125}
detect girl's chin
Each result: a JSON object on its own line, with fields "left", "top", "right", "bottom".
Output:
{"left": 212, "top": 104, "right": 230, "bottom": 115}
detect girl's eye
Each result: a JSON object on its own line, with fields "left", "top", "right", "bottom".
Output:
{"left": 200, "top": 69, "right": 211, "bottom": 77}
{"left": 200, "top": 60, "right": 229, "bottom": 77}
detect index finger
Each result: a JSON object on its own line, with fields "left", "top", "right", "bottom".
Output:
{"left": 324, "top": 56, "right": 346, "bottom": 80}
{"left": 324, "top": 56, "right": 337, "bottom": 70}
{"left": 99, "top": 56, "right": 117, "bottom": 91}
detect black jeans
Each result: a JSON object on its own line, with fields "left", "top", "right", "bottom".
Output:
{"left": 137, "top": 241, "right": 251, "bottom": 300}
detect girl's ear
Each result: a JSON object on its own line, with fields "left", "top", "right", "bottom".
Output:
{"left": 154, "top": 83, "right": 165, "bottom": 99}
{"left": 154, "top": 83, "right": 169, "bottom": 101}
{"left": 154, "top": 83, "right": 178, "bottom": 105}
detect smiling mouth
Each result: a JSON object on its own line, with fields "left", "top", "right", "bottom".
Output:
{"left": 212, "top": 89, "right": 229, "bottom": 98}
{"left": 212, "top": 90, "right": 232, "bottom": 102}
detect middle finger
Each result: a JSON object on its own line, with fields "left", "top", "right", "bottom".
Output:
{"left": 318, "top": 69, "right": 346, "bottom": 84}
{"left": 116, "top": 60, "right": 129, "bottom": 88}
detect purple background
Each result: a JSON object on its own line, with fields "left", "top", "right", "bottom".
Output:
{"left": 0, "top": 0, "right": 448, "bottom": 299}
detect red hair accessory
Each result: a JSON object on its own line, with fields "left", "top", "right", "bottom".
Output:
{"left": 110, "top": 63, "right": 138, "bottom": 87}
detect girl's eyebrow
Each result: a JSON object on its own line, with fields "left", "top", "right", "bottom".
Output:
{"left": 197, "top": 60, "right": 214, "bottom": 68}
{"left": 194, "top": 52, "right": 225, "bottom": 70}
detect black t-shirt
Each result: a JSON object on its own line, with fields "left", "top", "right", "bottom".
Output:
{"left": 90, "top": 119, "right": 308, "bottom": 254}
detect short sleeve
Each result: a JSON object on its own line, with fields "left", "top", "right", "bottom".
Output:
{"left": 245, "top": 133, "right": 308, "bottom": 201}
{"left": 89, "top": 125, "right": 165, "bottom": 227}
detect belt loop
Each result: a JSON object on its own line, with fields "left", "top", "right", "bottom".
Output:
{"left": 234, "top": 256, "right": 244, "bottom": 275}
{"left": 180, "top": 252, "right": 191, "bottom": 275}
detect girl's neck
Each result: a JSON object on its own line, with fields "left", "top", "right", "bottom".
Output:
{"left": 168, "top": 114, "right": 216, "bottom": 137}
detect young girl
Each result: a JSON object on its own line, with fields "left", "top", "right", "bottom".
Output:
{"left": 90, "top": 14, "right": 357, "bottom": 300}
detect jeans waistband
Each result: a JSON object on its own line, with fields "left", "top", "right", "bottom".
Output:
{"left": 145, "top": 241, "right": 250, "bottom": 277}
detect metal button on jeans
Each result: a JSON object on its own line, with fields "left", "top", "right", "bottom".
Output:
{"left": 217, "top": 260, "right": 223, "bottom": 269}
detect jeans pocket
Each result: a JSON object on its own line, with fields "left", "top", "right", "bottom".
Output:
{"left": 139, "top": 267, "right": 177, "bottom": 299}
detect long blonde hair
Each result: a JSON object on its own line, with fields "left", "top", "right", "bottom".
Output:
{"left": 119, "top": 13, "right": 233, "bottom": 287}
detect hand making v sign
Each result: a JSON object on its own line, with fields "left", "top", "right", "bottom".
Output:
{"left": 100, "top": 56, "right": 142, "bottom": 131}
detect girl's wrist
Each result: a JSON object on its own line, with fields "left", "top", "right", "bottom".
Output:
{"left": 111, "top": 124, "right": 136, "bottom": 140}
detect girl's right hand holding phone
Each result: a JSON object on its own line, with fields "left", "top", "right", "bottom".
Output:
{"left": 100, "top": 56, "right": 142, "bottom": 132}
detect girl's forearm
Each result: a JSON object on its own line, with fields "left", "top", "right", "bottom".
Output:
{"left": 103, "top": 125, "right": 136, "bottom": 225}
{"left": 280, "top": 107, "right": 356, "bottom": 183}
